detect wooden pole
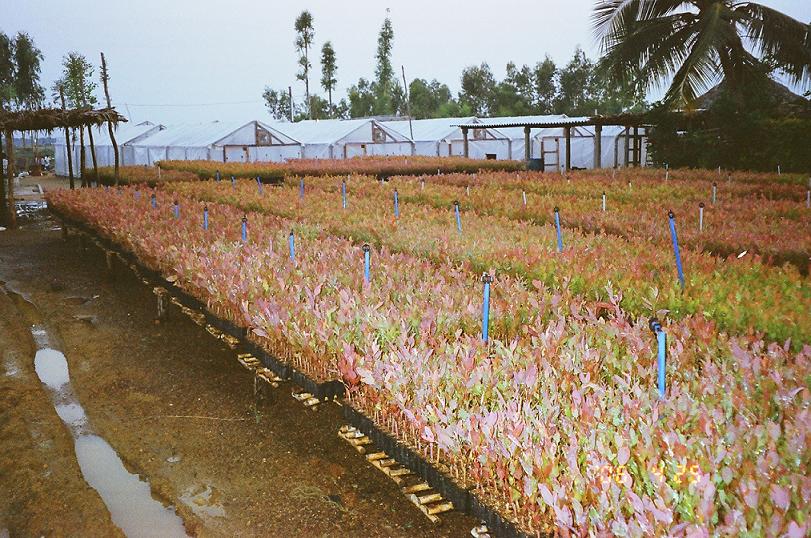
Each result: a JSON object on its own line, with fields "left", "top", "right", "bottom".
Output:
{"left": 79, "top": 127, "right": 87, "bottom": 187}
{"left": 462, "top": 127, "right": 469, "bottom": 158}
{"left": 4, "top": 129, "right": 16, "bottom": 229}
{"left": 594, "top": 124, "right": 602, "bottom": 169}
{"left": 59, "top": 88, "right": 75, "bottom": 189}
{"left": 523, "top": 126, "right": 530, "bottom": 161}
{"left": 564, "top": 126, "right": 572, "bottom": 172}
{"left": 0, "top": 130, "right": 7, "bottom": 226}
{"left": 88, "top": 126, "right": 99, "bottom": 184}
{"left": 100, "top": 53, "right": 119, "bottom": 185}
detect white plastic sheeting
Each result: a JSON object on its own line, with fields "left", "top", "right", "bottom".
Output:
{"left": 381, "top": 117, "right": 513, "bottom": 160}
{"left": 272, "top": 118, "right": 414, "bottom": 159}
{"left": 128, "top": 120, "right": 302, "bottom": 166}
{"left": 53, "top": 121, "right": 162, "bottom": 177}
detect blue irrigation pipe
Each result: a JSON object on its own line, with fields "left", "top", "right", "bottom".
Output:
{"left": 554, "top": 207, "right": 563, "bottom": 252}
{"left": 649, "top": 318, "right": 667, "bottom": 399}
{"left": 288, "top": 230, "right": 295, "bottom": 262}
{"left": 363, "top": 243, "right": 371, "bottom": 283}
{"left": 481, "top": 273, "right": 492, "bottom": 342}
{"left": 342, "top": 180, "right": 348, "bottom": 209}
{"left": 203, "top": 206, "right": 209, "bottom": 230}
{"left": 151, "top": 193, "right": 157, "bottom": 209}
{"left": 394, "top": 189, "right": 400, "bottom": 218}
{"left": 173, "top": 200, "right": 179, "bottom": 219}
{"left": 241, "top": 216, "right": 248, "bottom": 242}
{"left": 454, "top": 201, "right": 462, "bottom": 233}
{"left": 668, "top": 210, "right": 685, "bottom": 288}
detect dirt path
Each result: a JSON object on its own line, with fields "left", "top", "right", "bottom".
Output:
{"left": 0, "top": 203, "right": 477, "bottom": 536}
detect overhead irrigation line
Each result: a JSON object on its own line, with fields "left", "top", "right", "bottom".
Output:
{"left": 120, "top": 100, "right": 265, "bottom": 107}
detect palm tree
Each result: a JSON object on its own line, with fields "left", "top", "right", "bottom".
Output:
{"left": 593, "top": 1, "right": 811, "bottom": 107}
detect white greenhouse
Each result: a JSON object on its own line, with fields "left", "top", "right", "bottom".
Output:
{"left": 272, "top": 118, "right": 414, "bottom": 159}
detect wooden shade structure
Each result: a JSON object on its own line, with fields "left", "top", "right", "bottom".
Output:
{"left": 1, "top": 107, "right": 127, "bottom": 229}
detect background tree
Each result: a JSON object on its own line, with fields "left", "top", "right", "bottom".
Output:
{"left": 532, "top": 56, "right": 558, "bottom": 113}
{"left": 594, "top": 0, "right": 811, "bottom": 108}
{"left": 294, "top": 10, "right": 315, "bottom": 119}
{"left": 262, "top": 86, "right": 305, "bottom": 121}
{"left": 373, "top": 16, "right": 398, "bottom": 115}
{"left": 12, "top": 33, "right": 43, "bottom": 111}
{"left": 61, "top": 52, "right": 97, "bottom": 186}
{"left": 51, "top": 79, "right": 75, "bottom": 189}
{"left": 0, "top": 32, "right": 14, "bottom": 221}
{"left": 320, "top": 41, "right": 337, "bottom": 117}
{"left": 459, "top": 63, "right": 497, "bottom": 116}
{"left": 347, "top": 78, "right": 376, "bottom": 118}
{"left": 408, "top": 78, "right": 460, "bottom": 118}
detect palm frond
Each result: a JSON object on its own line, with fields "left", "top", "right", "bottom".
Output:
{"left": 736, "top": 2, "right": 811, "bottom": 86}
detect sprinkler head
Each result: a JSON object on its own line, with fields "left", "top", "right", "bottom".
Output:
{"left": 699, "top": 202, "right": 705, "bottom": 208}
{"left": 362, "top": 243, "right": 370, "bottom": 253}
{"left": 453, "top": 200, "right": 460, "bottom": 207}
{"left": 554, "top": 206, "right": 559, "bottom": 213}
{"left": 712, "top": 182, "right": 717, "bottom": 187}
{"left": 668, "top": 210, "right": 675, "bottom": 219}
{"left": 649, "top": 317, "right": 662, "bottom": 333}
{"left": 289, "top": 230, "right": 294, "bottom": 237}
{"left": 242, "top": 215, "right": 247, "bottom": 223}
{"left": 481, "top": 272, "right": 493, "bottom": 284}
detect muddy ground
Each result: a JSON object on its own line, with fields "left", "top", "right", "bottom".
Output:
{"left": 0, "top": 182, "right": 477, "bottom": 537}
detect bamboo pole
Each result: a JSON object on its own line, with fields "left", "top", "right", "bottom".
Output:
{"left": 59, "top": 88, "right": 75, "bottom": 190}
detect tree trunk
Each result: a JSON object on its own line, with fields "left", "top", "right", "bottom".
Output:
{"left": 59, "top": 88, "right": 75, "bottom": 189}
{"left": 79, "top": 127, "right": 86, "bottom": 187}
{"left": 88, "top": 126, "right": 99, "bottom": 184}
{"left": 0, "top": 130, "right": 8, "bottom": 226}
{"left": 4, "top": 130, "right": 16, "bottom": 229}
{"left": 328, "top": 88, "right": 333, "bottom": 118}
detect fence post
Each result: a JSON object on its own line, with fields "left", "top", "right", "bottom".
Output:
{"left": 554, "top": 207, "right": 563, "bottom": 252}
{"left": 668, "top": 210, "right": 685, "bottom": 288}
{"left": 481, "top": 272, "right": 492, "bottom": 342}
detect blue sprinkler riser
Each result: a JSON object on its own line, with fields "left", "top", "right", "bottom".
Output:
{"left": 657, "top": 330, "right": 667, "bottom": 398}
{"left": 554, "top": 208, "right": 563, "bottom": 252}
{"left": 288, "top": 233, "right": 295, "bottom": 262}
{"left": 481, "top": 278, "right": 491, "bottom": 342}
{"left": 203, "top": 208, "right": 209, "bottom": 230}
{"left": 668, "top": 211, "right": 685, "bottom": 288}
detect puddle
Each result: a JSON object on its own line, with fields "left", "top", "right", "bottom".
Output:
{"left": 15, "top": 200, "right": 48, "bottom": 223}
{"left": 29, "top": 325, "right": 189, "bottom": 538}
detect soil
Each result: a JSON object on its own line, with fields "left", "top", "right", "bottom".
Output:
{"left": 0, "top": 180, "right": 477, "bottom": 537}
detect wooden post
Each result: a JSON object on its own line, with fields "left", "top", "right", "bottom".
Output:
{"left": 523, "top": 126, "right": 530, "bottom": 161}
{"left": 58, "top": 88, "right": 76, "bottom": 189}
{"left": 79, "top": 127, "right": 87, "bottom": 187}
{"left": 462, "top": 127, "right": 469, "bottom": 158}
{"left": 88, "top": 126, "right": 99, "bottom": 184}
{"left": 4, "top": 129, "right": 16, "bottom": 229}
{"left": 594, "top": 124, "right": 602, "bottom": 169}
{"left": 564, "top": 126, "right": 572, "bottom": 172}
{"left": 632, "top": 126, "right": 639, "bottom": 166}
{"left": 100, "top": 53, "right": 120, "bottom": 185}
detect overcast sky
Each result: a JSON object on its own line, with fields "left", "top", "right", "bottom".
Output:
{"left": 1, "top": 0, "right": 809, "bottom": 124}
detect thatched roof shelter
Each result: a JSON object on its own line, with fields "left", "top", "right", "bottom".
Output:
{"left": 0, "top": 107, "right": 127, "bottom": 132}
